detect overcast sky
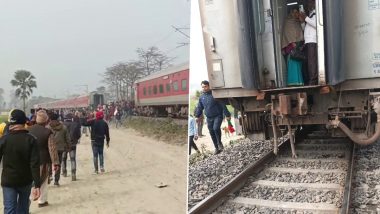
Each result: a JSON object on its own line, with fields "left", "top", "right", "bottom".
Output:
{"left": 0, "top": 0, "right": 190, "bottom": 102}
{"left": 189, "top": 0, "right": 207, "bottom": 95}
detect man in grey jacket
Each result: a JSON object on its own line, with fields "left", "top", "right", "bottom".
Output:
{"left": 48, "top": 112, "right": 71, "bottom": 186}
{"left": 63, "top": 113, "right": 81, "bottom": 181}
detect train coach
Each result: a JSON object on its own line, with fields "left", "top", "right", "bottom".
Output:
{"left": 34, "top": 92, "right": 105, "bottom": 110}
{"left": 134, "top": 63, "right": 189, "bottom": 117}
{"left": 198, "top": 0, "right": 380, "bottom": 156}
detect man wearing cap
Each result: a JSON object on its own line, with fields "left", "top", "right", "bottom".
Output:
{"left": 82, "top": 111, "right": 110, "bottom": 174}
{"left": 29, "top": 109, "right": 59, "bottom": 207}
{"left": 0, "top": 109, "right": 41, "bottom": 213}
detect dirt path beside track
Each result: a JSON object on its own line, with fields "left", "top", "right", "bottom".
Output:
{"left": 1, "top": 127, "right": 187, "bottom": 214}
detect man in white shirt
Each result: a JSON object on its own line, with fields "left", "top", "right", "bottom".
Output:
{"left": 300, "top": 0, "right": 317, "bottom": 85}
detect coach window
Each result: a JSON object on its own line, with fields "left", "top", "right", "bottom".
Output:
{"left": 173, "top": 81, "right": 179, "bottom": 91}
{"left": 143, "top": 87, "right": 146, "bottom": 96}
{"left": 166, "top": 83, "right": 171, "bottom": 92}
{"left": 153, "top": 85, "right": 158, "bottom": 94}
{"left": 159, "top": 84, "right": 164, "bottom": 94}
{"left": 181, "top": 79, "right": 187, "bottom": 91}
{"left": 148, "top": 86, "right": 152, "bottom": 95}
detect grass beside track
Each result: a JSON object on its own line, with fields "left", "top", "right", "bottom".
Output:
{"left": 123, "top": 117, "right": 187, "bottom": 145}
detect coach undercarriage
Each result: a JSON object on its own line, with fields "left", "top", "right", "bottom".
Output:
{"left": 135, "top": 105, "right": 188, "bottom": 118}
{"left": 229, "top": 87, "right": 380, "bottom": 157}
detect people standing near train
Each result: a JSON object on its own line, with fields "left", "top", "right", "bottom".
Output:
{"left": 28, "top": 108, "right": 36, "bottom": 121}
{"left": 188, "top": 115, "right": 200, "bottom": 155}
{"left": 82, "top": 111, "right": 110, "bottom": 174}
{"left": 62, "top": 113, "right": 81, "bottom": 181}
{"left": 29, "top": 109, "right": 60, "bottom": 207}
{"left": 281, "top": 6, "right": 305, "bottom": 86}
{"left": 195, "top": 80, "right": 231, "bottom": 155}
{"left": 0, "top": 109, "right": 41, "bottom": 213}
{"left": 47, "top": 112, "right": 71, "bottom": 186}
{"left": 114, "top": 107, "right": 122, "bottom": 128}
{"left": 299, "top": 0, "right": 317, "bottom": 85}
{"left": 194, "top": 107, "right": 204, "bottom": 137}
{"left": 80, "top": 110, "right": 89, "bottom": 137}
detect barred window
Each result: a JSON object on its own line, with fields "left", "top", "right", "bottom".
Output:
{"left": 173, "top": 81, "right": 178, "bottom": 91}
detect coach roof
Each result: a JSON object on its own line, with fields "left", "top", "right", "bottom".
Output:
{"left": 135, "top": 62, "right": 189, "bottom": 84}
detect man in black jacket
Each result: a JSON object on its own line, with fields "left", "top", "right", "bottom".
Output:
{"left": 83, "top": 111, "right": 110, "bottom": 174}
{"left": 0, "top": 109, "right": 41, "bottom": 214}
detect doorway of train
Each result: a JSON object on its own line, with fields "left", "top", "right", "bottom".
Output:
{"left": 245, "top": 0, "right": 327, "bottom": 89}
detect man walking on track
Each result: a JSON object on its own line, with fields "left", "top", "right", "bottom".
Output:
{"left": 29, "top": 109, "right": 60, "bottom": 208}
{"left": 48, "top": 112, "right": 71, "bottom": 186}
{"left": 0, "top": 109, "right": 41, "bottom": 213}
{"left": 83, "top": 111, "right": 110, "bottom": 174}
{"left": 195, "top": 80, "right": 231, "bottom": 155}
{"left": 62, "top": 113, "right": 81, "bottom": 181}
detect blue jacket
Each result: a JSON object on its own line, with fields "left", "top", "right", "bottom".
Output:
{"left": 188, "top": 117, "right": 197, "bottom": 137}
{"left": 195, "top": 91, "right": 231, "bottom": 118}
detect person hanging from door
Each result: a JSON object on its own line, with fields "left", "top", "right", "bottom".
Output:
{"left": 281, "top": 6, "right": 305, "bottom": 86}
{"left": 299, "top": 0, "right": 318, "bottom": 85}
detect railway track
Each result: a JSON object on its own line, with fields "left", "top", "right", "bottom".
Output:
{"left": 189, "top": 130, "right": 355, "bottom": 214}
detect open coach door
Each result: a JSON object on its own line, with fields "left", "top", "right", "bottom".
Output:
{"left": 322, "top": 0, "right": 345, "bottom": 85}
{"left": 199, "top": 0, "right": 264, "bottom": 90}
{"left": 198, "top": 0, "right": 347, "bottom": 90}
{"left": 271, "top": 0, "right": 338, "bottom": 87}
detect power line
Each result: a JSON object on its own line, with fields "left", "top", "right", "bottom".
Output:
{"left": 151, "top": 31, "right": 175, "bottom": 47}
{"left": 171, "top": 25, "right": 190, "bottom": 39}
{"left": 164, "top": 42, "right": 189, "bottom": 55}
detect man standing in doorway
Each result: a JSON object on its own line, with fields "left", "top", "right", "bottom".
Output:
{"left": 195, "top": 80, "right": 231, "bottom": 155}
{"left": 300, "top": 0, "right": 318, "bottom": 85}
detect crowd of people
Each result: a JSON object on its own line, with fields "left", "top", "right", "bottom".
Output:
{"left": 0, "top": 107, "right": 110, "bottom": 213}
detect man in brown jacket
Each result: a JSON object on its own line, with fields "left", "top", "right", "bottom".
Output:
{"left": 29, "top": 110, "right": 60, "bottom": 207}
{"left": 47, "top": 112, "right": 71, "bottom": 186}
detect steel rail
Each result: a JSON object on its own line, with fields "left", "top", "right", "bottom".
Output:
{"left": 340, "top": 143, "right": 355, "bottom": 214}
{"left": 188, "top": 138, "right": 290, "bottom": 214}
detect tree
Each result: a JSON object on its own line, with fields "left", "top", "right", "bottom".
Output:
{"left": 122, "top": 61, "right": 144, "bottom": 100}
{"left": 10, "top": 70, "right": 37, "bottom": 111}
{"left": 195, "top": 90, "right": 201, "bottom": 98}
{"left": 136, "top": 46, "right": 171, "bottom": 76}
{"left": 103, "top": 61, "right": 143, "bottom": 101}
{"left": 8, "top": 90, "right": 23, "bottom": 109}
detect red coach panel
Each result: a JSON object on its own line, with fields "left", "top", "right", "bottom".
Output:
{"left": 135, "top": 63, "right": 189, "bottom": 107}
